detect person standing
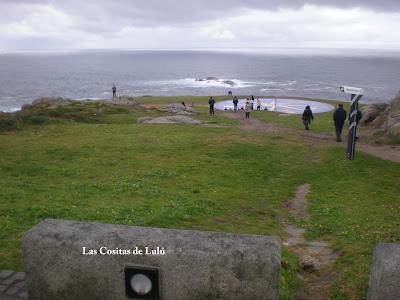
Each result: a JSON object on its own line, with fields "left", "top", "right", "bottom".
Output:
{"left": 333, "top": 104, "right": 347, "bottom": 142}
{"left": 347, "top": 106, "right": 363, "bottom": 140}
{"left": 355, "top": 110, "right": 363, "bottom": 140}
{"left": 250, "top": 95, "right": 255, "bottom": 110}
{"left": 208, "top": 96, "right": 216, "bottom": 116}
{"left": 112, "top": 85, "right": 117, "bottom": 99}
{"left": 245, "top": 100, "right": 251, "bottom": 119}
{"left": 256, "top": 97, "right": 261, "bottom": 111}
{"left": 302, "top": 105, "right": 314, "bottom": 130}
{"left": 233, "top": 96, "right": 239, "bottom": 112}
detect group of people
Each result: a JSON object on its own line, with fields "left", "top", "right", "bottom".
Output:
{"left": 209, "top": 96, "right": 262, "bottom": 118}
{"left": 211, "top": 95, "right": 362, "bottom": 143}
{"left": 243, "top": 96, "right": 262, "bottom": 118}
{"left": 303, "top": 104, "right": 362, "bottom": 142}
{"left": 112, "top": 85, "right": 359, "bottom": 143}
{"left": 333, "top": 104, "right": 362, "bottom": 142}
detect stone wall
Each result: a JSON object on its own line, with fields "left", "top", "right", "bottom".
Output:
{"left": 22, "top": 219, "right": 281, "bottom": 300}
{"left": 368, "top": 243, "right": 400, "bottom": 300}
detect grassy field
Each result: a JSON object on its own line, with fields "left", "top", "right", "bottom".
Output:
{"left": 0, "top": 96, "right": 399, "bottom": 299}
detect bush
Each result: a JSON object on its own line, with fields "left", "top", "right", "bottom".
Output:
{"left": 0, "top": 115, "right": 19, "bottom": 132}
{"left": 20, "top": 115, "right": 49, "bottom": 125}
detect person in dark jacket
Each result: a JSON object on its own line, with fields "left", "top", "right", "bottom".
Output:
{"left": 333, "top": 104, "right": 347, "bottom": 142}
{"left": 208, "top": 97, "right": 216, "bottom": 115}
{"left": 302, "top": 105, "right": 314, "bottom": 130}
{"left": 348, "top": 109, "right": 363, "bottom": 139}
{"left": 233, "top": 97, "right": 239, "bottom": 112}
{"left": 112, "top": 85, "right": 117, "bottom": 99}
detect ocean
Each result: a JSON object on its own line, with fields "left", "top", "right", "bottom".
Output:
{"left": 1, "top": 49, "right": 400, "bottom": 112}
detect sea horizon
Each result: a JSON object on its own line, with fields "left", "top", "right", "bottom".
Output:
{"left": 1, "top": 48, "right": 400, "bottom": 112}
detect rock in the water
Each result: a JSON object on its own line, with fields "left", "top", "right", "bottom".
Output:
{"left": 195, "top": 77, "right": 237, "bottom": 87}
{"left": 137, "top": 115, "right": 202, "bottom": 125}
{"left": 222, "top": 80, "right": 236, "bottom": 86}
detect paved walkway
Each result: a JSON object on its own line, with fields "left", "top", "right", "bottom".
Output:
{"left": 0, "top": 271, "right": 27, "bottom": 300}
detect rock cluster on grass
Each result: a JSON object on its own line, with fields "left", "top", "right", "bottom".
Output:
{"left": 107, "top": 96, "right": 138, "bottom": 107}
{"left": 158, "top": 103, "right": 197, "bottom": 115}
{"left": 137, "top": 115, "right": 202, "bottom": 125}
{"left": 361, "top": 92, "right": 400, "bottom": 139}
{"left": 23, "top": 96, "right": 139, "bottom": 110}
{"left": 23, "top": 97, "right": 73, "bottom": 110}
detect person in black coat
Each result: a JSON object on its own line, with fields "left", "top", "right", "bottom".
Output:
{"left": 208, "top": 97, "right": 216, "bottom": 115}
{"left": 333, "top": 104, "right": 347, "bottom": 142}
{"left": 233, "top": 96, "right": 239, "bottom": 112}
{"left": 302, "top": 105, "right": 314, "bottom": 130}
{"left": 348, "top": 109, "right": 363, "bottom": 139}
{"left": 112, "top": 85, "right": 117, "bottom": 99}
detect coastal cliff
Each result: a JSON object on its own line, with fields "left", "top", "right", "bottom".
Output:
{"left": 361, "top": 92, "right": 400, "bottom": 141}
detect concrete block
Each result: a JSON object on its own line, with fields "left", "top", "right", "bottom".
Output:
{"left": 22, "top": 219, "right": 281, "bottom": 300}
{"left": 368, "top": 243, "right": 400, "bottom": 300}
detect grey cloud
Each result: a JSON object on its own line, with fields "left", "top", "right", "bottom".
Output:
{"left": 58, "top": 0, "right": 400, "bottom": 24}
{"left": 1, "top": 0, "right": 399, "bottom": 51}
{"left": 3, "top": 0, "right": 400, "bottom": 26}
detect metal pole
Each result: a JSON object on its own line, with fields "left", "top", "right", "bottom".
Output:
{"left": 347, "top": 94, "right": 362, "bottom": 160}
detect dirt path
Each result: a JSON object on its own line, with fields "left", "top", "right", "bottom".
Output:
{"left": 282, "top": 184, "right": 338, "bottom": 300}
{"left": 223, "top": 111, "right": 400, "bottom": 163}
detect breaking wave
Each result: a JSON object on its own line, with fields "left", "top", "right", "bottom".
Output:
{"left": 154, "top": 78, "right": 254, "bottom": 89}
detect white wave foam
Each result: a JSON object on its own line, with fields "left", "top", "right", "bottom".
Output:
{"left": 260, "top": 88, "right": 281, "bottom": 91}
{"left": 263, "top": 80, "right": 297, "bottom": 87}
{"left": 0, "top": 107, "right": 20, "bottom": 112}
{"left": 153, "top": 78, "right": 254, "bottom": 89}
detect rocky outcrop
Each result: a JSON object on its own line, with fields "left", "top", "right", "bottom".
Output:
{"left": 222, "top": 80, "right": 236, "bottom": 86}
{"left": 137, "top": 115, "right": 202, "bottom": 125}
{"left": 107, "top": 96, "right": 138, "bottom": 107}
{"left": 361, "top": 93, "right": 400, "bottom": 139}
{"left": 158, "top": 103, "right": 197, "bottom": 115}
{"left": 25, "top": 96, "right": 138, "bottom": 110}
{"left": 27, "top": 97, "right": 73, "bottom": 109}
{"left": 387, "top": 95, "right": 400, "bottom": 138}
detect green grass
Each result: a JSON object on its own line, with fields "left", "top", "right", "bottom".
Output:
{"left": 0, "top": 96, "right": 399, "bottom": 299}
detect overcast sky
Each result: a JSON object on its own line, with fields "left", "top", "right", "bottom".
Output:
{"left": 1, "top": 0, "right": 400, "bottom": 51}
